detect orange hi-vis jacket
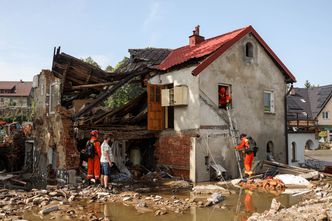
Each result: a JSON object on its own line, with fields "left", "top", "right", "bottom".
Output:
{"left": 235, "top": 137, "right": 254, "bottom": 173}
{"left": 87, "top": 136, "right": 101, "bottom": 180}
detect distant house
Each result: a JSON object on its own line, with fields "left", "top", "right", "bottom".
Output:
{"left": 0, "top": 80, "right": 33, "bottom": 107}
{"left": 287, "top": 85, "right": 332, "bottom": 165}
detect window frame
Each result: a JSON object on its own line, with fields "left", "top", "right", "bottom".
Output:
{"left": 264, "top": 90, "right": 275, "bottom": 113}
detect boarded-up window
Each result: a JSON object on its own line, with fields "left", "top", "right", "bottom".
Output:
{"left": 147, "top": 83, "right": 164, "bottom": 130}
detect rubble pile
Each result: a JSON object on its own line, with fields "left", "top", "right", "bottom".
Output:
{"left": 238, "top": 178, "right": 286, "bottom": 195}
{"left": 248, "top": 182, "right": 332, "bottom": 221}
{"left": 0, "top": 180, "right": 232, "bottom": 220}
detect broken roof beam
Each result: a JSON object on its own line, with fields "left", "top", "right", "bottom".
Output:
{"left": 74, "top": 71, "right": 147, "bottom": 120}
{"left": 71, "top": 82, "right": 118, "bottom": 90}
{"left": 87, "top": 91, "right": 147, "bottom": 125}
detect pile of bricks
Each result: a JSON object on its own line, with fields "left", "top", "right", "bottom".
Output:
{"left": 239, "top": 178, "right": 286, "bottom": 194}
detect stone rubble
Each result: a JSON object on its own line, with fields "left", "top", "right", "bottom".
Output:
{"left": 248, "top": 182, "right": 332, "bottom": 221}
{"left": 0, "top": 180, "right": 233, "bottom": 220}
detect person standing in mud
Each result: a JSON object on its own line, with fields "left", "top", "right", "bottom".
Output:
{"left": 86, "top": 130, "right": 101, "bottom": 184}
{"left": 100, "top": 133, "right": 113, "bottom": 189}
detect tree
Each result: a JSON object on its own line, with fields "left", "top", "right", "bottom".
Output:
{"left": 82, "top": 56, "right": 101, "bottom": 69}
{"left": 105, "top": 65, "right": 114, "bottom": 72}
{"left": 104, "top": 57, "right": 144, "bottom": 108}
{"left": 304, "top": 80, "right": 311, "bottom": 88}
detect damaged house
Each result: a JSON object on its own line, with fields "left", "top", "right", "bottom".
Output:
{"left": 33, "top": 25, "right": 296, "bottom": 183}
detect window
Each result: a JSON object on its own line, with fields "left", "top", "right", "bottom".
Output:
{"left": 218, "top": 84, "right": 232, "bottom": 109}
{"left": 291, "top": 142, "right": 297, "bottom": 162}
{"left": 0, "top": 98, "right": 3, "bottom": 103}
{"left": 245, "top": 42, "right": 254, "bottom": 58}
{"left": 49, "top": 83, "right": 60, "bottom": 114}
{"left": 266, "top": 141, "right": 274, "bottom": 161}
{"left": 264, "top": 91, "right": 274, "bottom": 113}
{"left": 323, "top": 111, "right": 329, "bottom": 119}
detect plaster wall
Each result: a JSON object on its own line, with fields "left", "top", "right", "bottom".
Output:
{"left": 149, "top": 66, "right": 200, "bottom": 131}
{"left": 199, "top": 33, "right": 288, "bottom": 172}
{"left": 317, "top": 98, "right": 332, "bottom": 126}
{"left": 288, "top": 133, "right": 319, "bottom": 166}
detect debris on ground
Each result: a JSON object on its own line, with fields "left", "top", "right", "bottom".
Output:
{"left": 274, "top": 174, "right": 311, "bottom": 188}
{"left": 192, "top": 184, "right": 232, "bottom": 195}
{"left": 238, "top": 178, "right": 286, "bottom": 195}
{"left": 248, "top": 182, "right": 332, "bottom": 221}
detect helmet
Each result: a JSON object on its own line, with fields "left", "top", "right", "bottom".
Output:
{"left": 240, "top": 133, "right": 247, "bottom": 139}
{"left": 219, "top": 87, "right": 226, "bottom": 94}
{"left": 90, "top": 130, "right": 99, "bottom": 136}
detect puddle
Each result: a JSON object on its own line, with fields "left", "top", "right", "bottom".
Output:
{"left": 22, "top": 189, "right": 303, "bottom": 221}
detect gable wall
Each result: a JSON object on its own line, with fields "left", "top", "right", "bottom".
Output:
{"left": 199, "top": 33, "right": 288, "bottom": 163}
{"left": 317, "top": 98, "right": 332, "bottom": 126}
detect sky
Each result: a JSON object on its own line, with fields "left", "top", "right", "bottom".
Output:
{"left": 0, "top": 0, "right": 331, "bottom": 87}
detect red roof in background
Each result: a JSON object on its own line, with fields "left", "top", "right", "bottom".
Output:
{"left": 0, "top": 81, "right": 32, "bottom": 97}
{"left": 157, "top": 25, "right": 296, "bottom": 83}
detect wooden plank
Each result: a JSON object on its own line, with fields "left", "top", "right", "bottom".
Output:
{"left": 71, "top": 82, "right": 117, "bottom": 90}
{"left": 74, "top": 71, "right": 146, "bottom": 119}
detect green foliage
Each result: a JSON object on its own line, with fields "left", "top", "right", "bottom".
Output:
{"left": 304, "top": 80, "right": 319, "bottom": 88}
{"left": 104, "top": 57, "right": 144, "bottom": 108}
{"left": 105, "top": 65, "right": 114, "bottom": 72}
{"left": 82, "top": 56, "right": 101, "bottom": 69}
{"left": 81, "top": 56, "right": 145, "bottom": 109}
{"left": 105, "top": 83, "right": 145, "bottom": 108}
{"left": 304, "top": 80, "right": 311, "bottom": 88}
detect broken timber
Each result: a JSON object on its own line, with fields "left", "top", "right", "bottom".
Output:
{"left": 74, "top": 71, "right": 147, "bottom": 119}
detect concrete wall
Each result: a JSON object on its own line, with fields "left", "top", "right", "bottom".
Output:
{"left": 149, "top": 66, "right": 200, "bottom": 131}
{"left": 288, "top": 133, "right": 319, "bottom": 166}
{"left": 33, "top": 70, "right": 79, "bottom": 171}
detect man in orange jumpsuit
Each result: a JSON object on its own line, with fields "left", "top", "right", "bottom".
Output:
{"left": 219, "top": 87, "right": 232, "bottom": 109}
{"left": 87, "top": 130, "right": 101, "bottom": 183}
{"left": 235, "top": 134, "right": 254, "bottom": 176}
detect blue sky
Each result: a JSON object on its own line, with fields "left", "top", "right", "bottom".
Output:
{"left": 0, "top": 0, "right": 331, "bottom": 87}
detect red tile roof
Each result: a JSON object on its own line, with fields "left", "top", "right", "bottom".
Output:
{"left": 0, "top": 81, "right": 32, "bottom": 97}
{"left": 158, "top": 27, "right": 247, "bottom": 71}
{"left": 157, "top": 25, "right": 296, "bottom": 83}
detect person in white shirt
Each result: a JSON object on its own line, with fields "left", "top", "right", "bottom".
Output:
{"left": 100, "top": 134, "right": 112, "bottom": 189}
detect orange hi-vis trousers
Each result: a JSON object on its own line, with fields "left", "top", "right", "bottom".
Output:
{"left": 87, "top": 155, "right": 100, "bottom": 180}
{"left": 244, "top": 152, "right": 254, "bottom": 173}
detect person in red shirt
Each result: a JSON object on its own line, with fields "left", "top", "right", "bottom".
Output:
{"left": 219, "top": 87, "right": 232, "bottom": 109}
{"left": 87, "top": 130, "right": 101, "bottom": 183}
{"left": 235, "top": 134, "right": 254, "bottom": 176}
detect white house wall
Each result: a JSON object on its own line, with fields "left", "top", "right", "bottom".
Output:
{"left": 149, "top": 66, "right": 200, "bottom": 131}
{"left": 288, "top": 133, "right": 319, "bottom": 166}
{"left": 199, "top": 33, "right": 288, "bottom": 166}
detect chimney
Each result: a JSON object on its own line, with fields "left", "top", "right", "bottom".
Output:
{"left": 189, "top": 25, "right": 205, "bottom": 47}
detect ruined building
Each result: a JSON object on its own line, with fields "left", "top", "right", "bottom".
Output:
{"left": 33, "top": 25, "right": 296, "bottom": 182}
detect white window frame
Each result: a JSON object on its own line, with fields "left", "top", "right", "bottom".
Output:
{"left": 323, "top": 111, "right": 329, "bottom": 119}
{"left": 264, "top": 90, "right": 275, "bottom": 113}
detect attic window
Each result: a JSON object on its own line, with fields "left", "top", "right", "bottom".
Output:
{"left": 245, "top": 42, "right": 254, "bottom": 58}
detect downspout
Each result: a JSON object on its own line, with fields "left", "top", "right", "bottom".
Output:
{"left": 285, "top": 83, "right": 293, "bottom": 164}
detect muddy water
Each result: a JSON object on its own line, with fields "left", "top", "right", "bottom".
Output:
{"left": 23, "top": 190, "right": 302, "bottom": 221}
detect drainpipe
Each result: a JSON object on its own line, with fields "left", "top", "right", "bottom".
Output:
{"left": 285, "top": 83, "right": 293, "bottom": 164}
